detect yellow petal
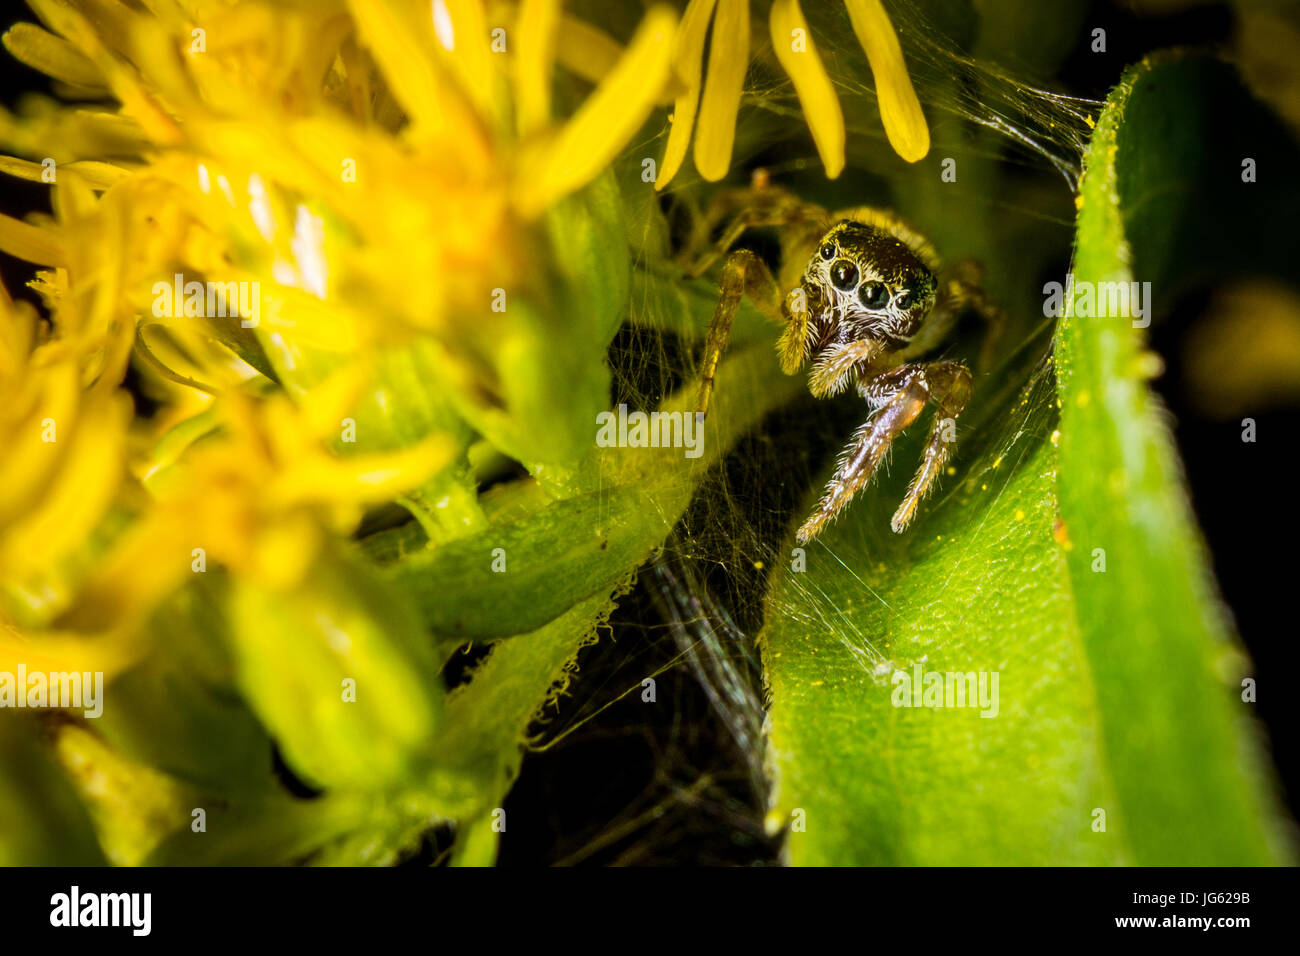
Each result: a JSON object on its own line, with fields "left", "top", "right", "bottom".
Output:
{"left": 0, "top": 156, "right": 51, "bottom": 185}
{"left": 555, "top": 16, "right": 625, "bottom": 88}
{"left": 432, "top": 0, "right": 501, "bottom": 124}
{"left": 656, "top": 0, "right": 719, "bottom": 190}
{"left": 1, "top": 22, "right": 102, "bottom": 89}
{"left": 518, "top": 5, "right": 678, "bottom": 215}
{"left": 769, "top": 0, "right": 845, "bottom": 178}
{"left": 249, "top": 512, "right": 322, "bottom": 591}
{"left": 269, "top": 436, "right": 455, "bottom": 508}
{"left": 693, "top": 0, "right": 749, "bottom": 182}
{"left": 0, "top": 211, "right": 65, "bottom": 265}
{"left": 62, "top": 160, "right": 130, "bottom": 190}
{"left": 298, "top": 363, "right": 371, "bottom": 440}
{"left": 556, "top": 17, "right": 676, "bottom": 107}
{"left": 0, "top": 628, "right": 142, "bottom": 684}
{"left": 515, "top": 0, "right": 560, "bottom": 134}
{"left": 0, "top": 390, "right": 129, "bottom": 576}
{"left": 844, "top": 0, "right": 929, "bottom": 162}
{"left": 26, "top": 0, "right": 182, "bottom": 146}
{"left": 0, "top": 359, "right": 77, "bottom": 530}
{"left": 52, "top": 508, "right": 197, "bottom": 633}
{"left": 348, "top": 0, "right": 452, "bottom": 140}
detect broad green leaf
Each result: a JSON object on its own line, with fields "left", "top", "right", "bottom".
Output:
{"left": 761, "top": 367, "right": 1117, "bottom": 865}
{"left": 759, "top": 52, "right": 1289, "bottom": 866}
{"left": 1054, "top": 52, "right": 1289, "bottom": 865}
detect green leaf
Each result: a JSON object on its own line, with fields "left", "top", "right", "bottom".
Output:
{"left": 379, "top": 339, "right": 803, "bottom": 646}
{"left": 225, "top": 546, "right": 444, "bottom": 792}
{"left": 761, "top": 367, "right": 1118, "bottom": 865}
{"left": 93, "top": 582, "right": 274, "bottom": 797}
{"left": 0, "top": 716, "right": 108, "bottom": 866}
{"left": 758, "top": 52, "right": 1289, "bottom": 866}
{"left": 1054, "top": 51, "right": 1289, "bottom": 865}
{"left": 427, "top": 592, "right": 613, "bottom": 829}
{"left": 145, "top": 793, "right": 377, "bottom": 866}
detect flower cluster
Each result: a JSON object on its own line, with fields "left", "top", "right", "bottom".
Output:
{"left": 0, "top": 0, "right": 677, "bottom": 660}
{"left": 0, "top": 0, "right": 929, "bottom": 864}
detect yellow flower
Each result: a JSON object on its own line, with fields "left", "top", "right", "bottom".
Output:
{"left": 0, "top": 0, "right": 677, "bottom": 666}
{"left": 0, "top": 275, "right": 140, "bottom": 681}
{"left": 0, "top": 280, "right": 131, "bottom": 604}
{"left": 657, "top": 0, "right": 930, "bottom": 189}
{"left": 97, "top": 373, "right": 455, "bottom": 609}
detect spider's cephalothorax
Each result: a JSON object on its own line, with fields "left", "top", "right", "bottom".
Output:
{"left": 801, "top": 219, "right": 940, "bottom": 356}
{"left": 689, "top": 184, "right": 1003, "bottom": 543}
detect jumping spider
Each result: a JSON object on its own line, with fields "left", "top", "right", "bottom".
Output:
{"left": 686, "top": 180, "right": 1003, "bottom": 543}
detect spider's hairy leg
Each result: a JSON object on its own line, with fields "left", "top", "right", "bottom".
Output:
{"left": 695, "top": 248, "right": 786, "bottom": 418}
{"left": 682, "top": 184, "right": 826, "bottom": 278}
{"left": 795, "top": 366, "right": 928, "bottom": 544}
{"left": 776, "top": 284, "right": 813, "bottom": 375}
{"left": 890, "top": 361, "right": 972, "bottom": 533}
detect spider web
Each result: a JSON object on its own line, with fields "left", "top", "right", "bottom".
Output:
{"left": 516, "top": 0, "right": 1089, "bottom": 865}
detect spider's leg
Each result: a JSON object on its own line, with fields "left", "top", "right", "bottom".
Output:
{"left": 683, "top": 187, "right": 826, "bottom": 278}
{"left": 796, "top": 367, "right": 928, "bottom": 544}
{"left": 696, "top": 249, "right": 784, "bottom": 418}
{"left": 890, "top": 361, "right": 972, "bottom": 533}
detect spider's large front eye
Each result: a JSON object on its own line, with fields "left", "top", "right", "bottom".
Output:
{"left": 859, "top": 280, "right": 889, "bottom": 308}
{"left": 829, "top": 259, "right": 859, "bottom": 290}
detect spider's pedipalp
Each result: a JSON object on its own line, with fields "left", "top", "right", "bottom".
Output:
{"left": 807, "top": 340, "right": 882, "bottom": 398}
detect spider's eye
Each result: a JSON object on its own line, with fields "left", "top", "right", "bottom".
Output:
{"left": 819, "top": 243, "right": 835, "bottom": 261}
{"left": 894, "top": 290, "right": 912, "bottom": 309}
{"left": 859, "top": 280, "right": 889, "bottom": 308}
{"left": 829, "top": 259, "right": 859, "bottom": 290}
